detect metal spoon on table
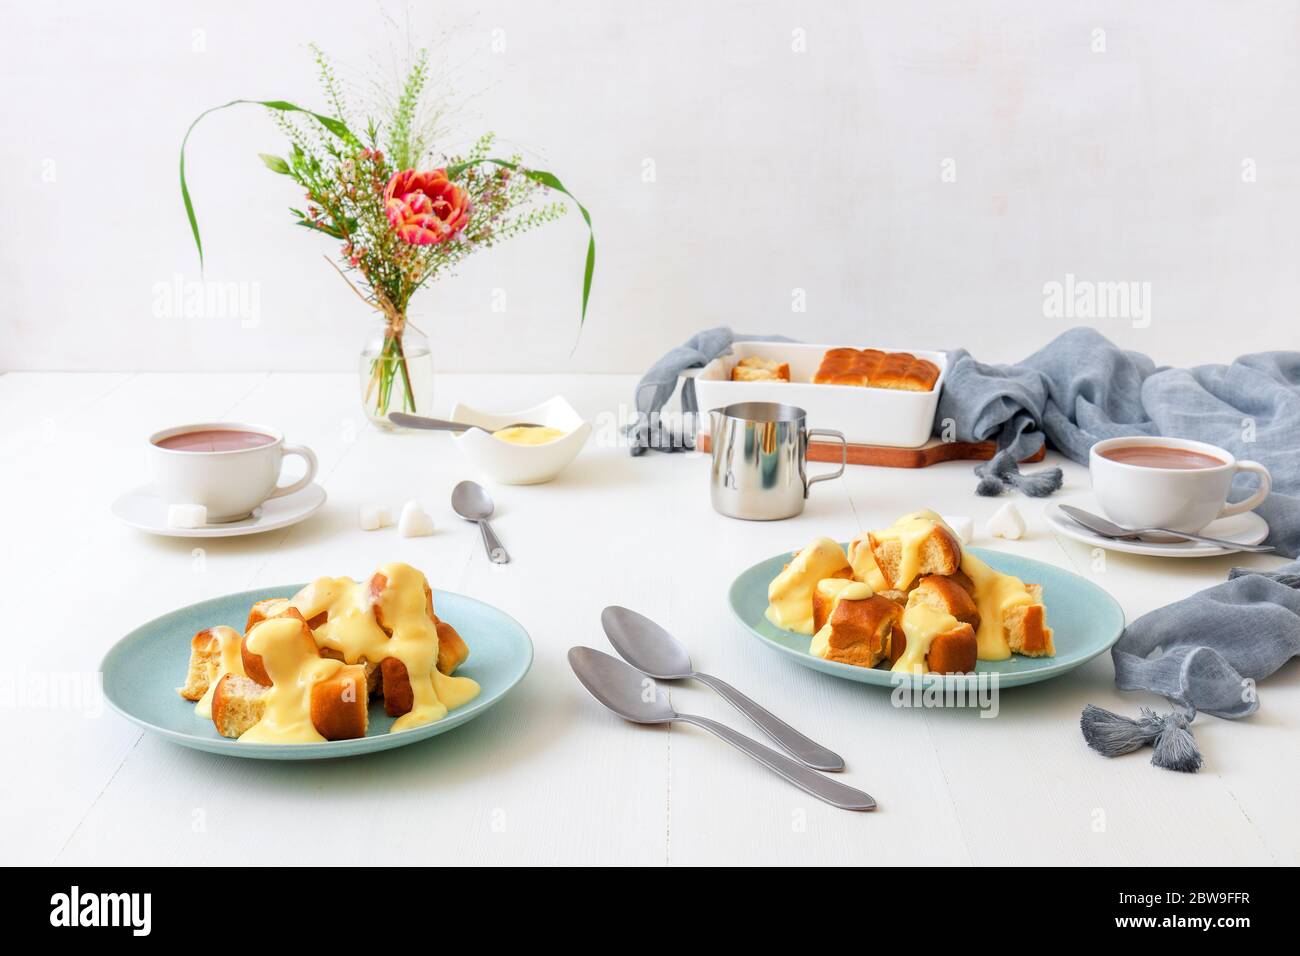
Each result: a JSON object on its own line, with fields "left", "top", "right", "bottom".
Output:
{"left": 1060, "top": 505, "right": 1275, "bottom": 552}
{"left": 389, "top": 412, "right": 543, "bottom": 434}
{"left": 452, "top": 480, "right": 510, "bottom": 564}
{"left": 601, "top": 606, "right": 845, "bottom": 772}
{"left": 568, "top": 647, "right": 875, "bottom": 812}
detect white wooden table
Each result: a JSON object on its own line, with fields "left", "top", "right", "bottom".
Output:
{"left": 3, "top": 371, "right": 1296, "bottom": 866}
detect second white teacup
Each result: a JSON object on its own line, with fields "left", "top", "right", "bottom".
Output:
{"left": 1089, "top": 436, "right": 1270, "bottom": 533}
{"left": 149, "top": 422, "right": 318, "bottom": 522}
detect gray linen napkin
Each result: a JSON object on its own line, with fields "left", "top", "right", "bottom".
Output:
{"left": 938, "top": 326, "right": 1300, "bottom": 557}
{"left": 629, "top": 327, "right": 796, "bottom": 454}
{"left": 937, "top": 327, "right": 1300, "bottom": 770}
{"left": 1082, "top": 561, "right": 1300, "bottom": 772}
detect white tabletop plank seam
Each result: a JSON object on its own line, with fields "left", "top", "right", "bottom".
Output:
{"left": 921, "top": 709, "right": 979, "bottom": 865}
{"left": 665, "top": 723, "right": 674, "bottom": 866}
{"left": 1221, "top": 783, "right": 1278, "bottom": 863}
{"left": 51, "top": 729, "right": 146, "bottom": 864}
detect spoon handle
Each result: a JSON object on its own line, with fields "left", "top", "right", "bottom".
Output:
{"left": 692, "top": 671, "right": 844, "bottom": 772}
{"left": 679, "top": 715, "right": 875, "bottom": 811}
{"left": 388, "top": 412, "right": 476, "bottom": 433}
{"left": 1143, "top": 528, "right": 1274, "bottom": 551}
{"left": 477, "top": 519, "right": 510, "bottom": 564}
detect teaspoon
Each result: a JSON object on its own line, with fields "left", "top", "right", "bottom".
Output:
{"left": 451, "top": 480, "right": 510, "bottom": 564}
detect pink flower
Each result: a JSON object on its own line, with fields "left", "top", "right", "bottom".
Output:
{"left": 383, "top": 169, "right": 471, "bottom": 245}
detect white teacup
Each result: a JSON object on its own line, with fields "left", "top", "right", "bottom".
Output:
{"left": 1089, "top": 436, "right": 1270, "bottom": 533}
{"left": 149, "top": 423, "right": 318, "bottom": 522}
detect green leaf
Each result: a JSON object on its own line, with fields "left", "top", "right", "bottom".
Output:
{"left": 180, "top": 98, "right": 360, "bottom": 271}
{"left": 258, "top": 153, "right": 292, "bottom": 175}
{"left": 294, "top": 219, "right": 344, "bottom": 240}
{"left": 448, "top": 158, "right": 596, "bottom": 331}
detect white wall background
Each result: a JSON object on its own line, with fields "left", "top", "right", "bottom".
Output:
{"left": 2, "top": 0, "right": 1298, "bottom": 373}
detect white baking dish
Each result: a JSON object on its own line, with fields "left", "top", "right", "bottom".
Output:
{"left": 691, "top": 341, "right": 947, "bottom": 448}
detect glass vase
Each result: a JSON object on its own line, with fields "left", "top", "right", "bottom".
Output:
{"left": 359, "top": 321, "right": 435, "bottom": 430}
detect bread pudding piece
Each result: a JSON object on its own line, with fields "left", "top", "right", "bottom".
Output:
{"left": 210, "top": 673, "right": 269, "bottom": 738}
{"left": 1005, "top": 583, "right": 1055, "bottom": 657}
{"left": 812, "top": 348, "right": 940, "bottom": 391}
{"left": 730, "top": 355, "right": 790, "bottom": 382}
{"left": 867, "top": 512, "right": 963, "bottom": 591}
{"left": 891, "top": 596, "right": 978, "bottom": 675}
{"left": 210, "top": 664, "right": 368, "bottom": 740}
{"left": 809, "top": 582, "right": 902, "bottom": 668}
{"left": 908, "top": 575, "right": 981, "bottom": 632}
{"left": 177, "top": 626, "right": 242, "bottom": 702}
{"left": 893, "top": 578, "right": 981, "bottom": 673}
{"left": 240, "top": 607, "right": 317, "bottom": 686}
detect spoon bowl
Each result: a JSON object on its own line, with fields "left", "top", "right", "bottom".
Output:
{"left": 600, "top": 606, "right": 694, "bottom": 679}
{"left": 452, "top": 479, "right": 496, "bottom": 522}
{"left": 568, "top": 646, "right": 673, "bottom": 723}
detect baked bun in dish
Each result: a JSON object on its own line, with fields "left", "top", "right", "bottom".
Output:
{"left": 812, "top": 348, "right": 939, "bottom": 391}
{"left": 730, "top": 355, "right": 790, "bottom": 382}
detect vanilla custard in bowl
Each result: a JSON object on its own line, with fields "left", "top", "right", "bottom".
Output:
{"left": 492, "top": 425, "right": 567, "bottom": 446}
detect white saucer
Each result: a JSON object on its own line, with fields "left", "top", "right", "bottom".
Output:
{"left": 1046, "top": 495, "right": 1269, "bottom": 557}
{"left": 112, "top": 483, "right": 327, "bottom": 538}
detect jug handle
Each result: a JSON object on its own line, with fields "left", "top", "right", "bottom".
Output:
{"left": 806, "top": 429, "right": 847, "bottom": 494}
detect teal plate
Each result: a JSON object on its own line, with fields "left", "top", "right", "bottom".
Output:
{"left": 101, "top": 584, "right": 533, "bottom": 760}
{"left": 729, "top": 546, "right": 1124, "bottom": 690}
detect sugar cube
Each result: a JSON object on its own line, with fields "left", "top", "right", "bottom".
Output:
{"left": 167, "top": 503, "right": 208, "bottom": 529}
{"left": 398, "top": 500, "right": 435, "bottom": 538}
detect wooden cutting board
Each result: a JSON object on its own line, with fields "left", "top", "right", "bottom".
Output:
{"left": 696, "top": 434, "right": 1045, "bottom": 469}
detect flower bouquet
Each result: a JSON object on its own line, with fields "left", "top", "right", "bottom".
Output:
{"left": 180, "top": 47, "right": 594, "bottom": 427}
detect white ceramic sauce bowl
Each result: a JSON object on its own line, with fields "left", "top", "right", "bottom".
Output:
{"left": 450, "top": 397, "right": 591, "bottom": 485}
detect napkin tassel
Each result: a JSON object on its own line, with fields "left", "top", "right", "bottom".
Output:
{"left": 975, "top": 449, "right": 1063, "bottom": 498}
{"left": 1080, "top": 704, "right": 1203, "bottom": 773}
{"left": 1229, "top": 566, "right": 1300, "bottom": 588}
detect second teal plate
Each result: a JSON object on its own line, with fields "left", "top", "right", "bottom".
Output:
{"left": 728, "top": 546, "right": 1123, "bottom": 689}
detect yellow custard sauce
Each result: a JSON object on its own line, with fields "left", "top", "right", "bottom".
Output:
{"left": 891, "top": 602, "right": 960, "bottom": 675}
{"left": 958, "top": 552, "right": 1032, "bottom": 661}
{"left": 288, "top": 563, "right": 480, "bottom": 732}
{"left": 766, "top": 538, "right": 851, "bottom": 634}
{"left": 492, "top": 425, "right": 566, "bottom": 446}
{"left": 193, "top": 626, "right": 244, "bottom": 719}
{"left": 238, "top": 617, "right": 344, "bottom": 744}
{"left": 186, "top": 562, "right": 481, "bottom": 745}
